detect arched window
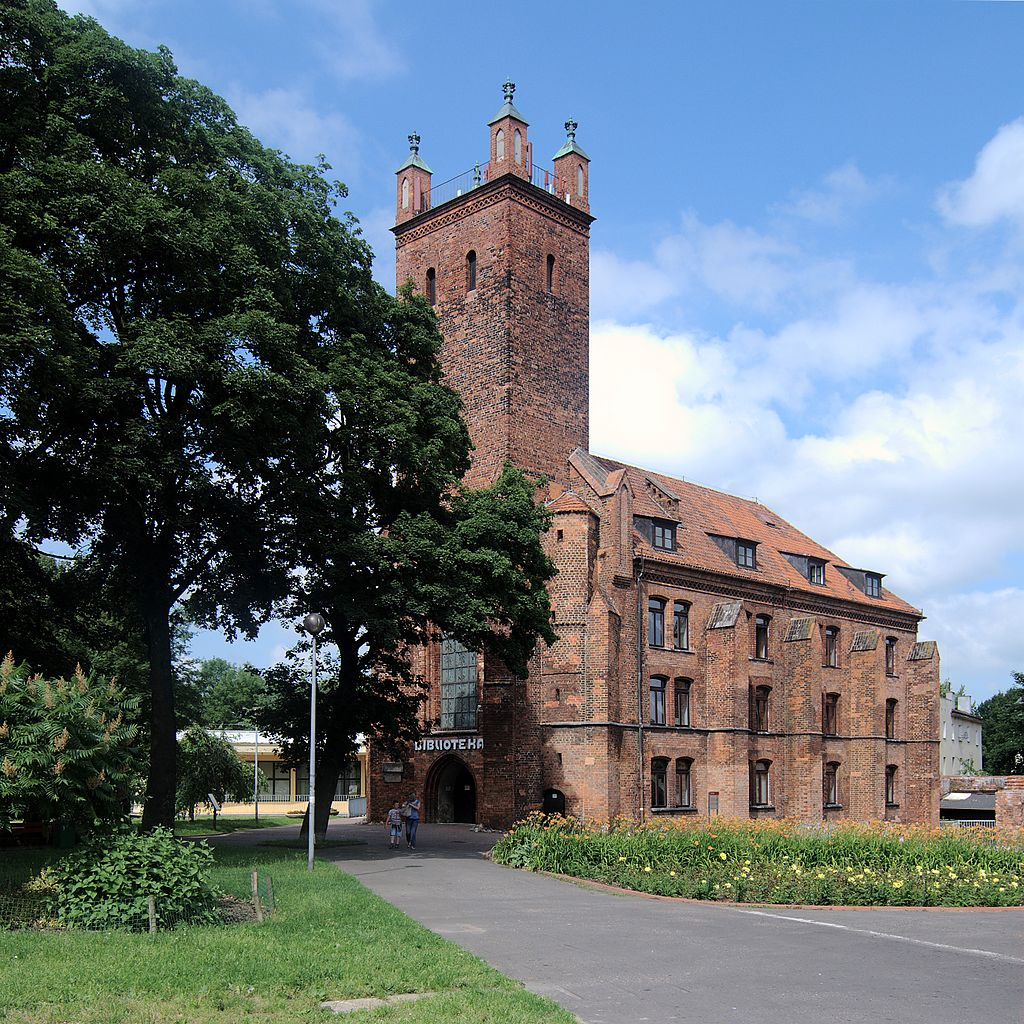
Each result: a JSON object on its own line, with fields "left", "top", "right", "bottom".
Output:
{"left": 495, "top": 128, "right": 505, "bottom": 161}
{"left": 750, "top": 759, "right": 771, "bottom": 807}
{"left": 648, "top": 597, "right": 665, "bottom": 647}
{"left": 440, "top": 637, "right": 477, "bottom": 731}
{"left": 823, "top": 692, "right": 839, "bottom": 736}
{"left": 750, "top": 685, "right": 771, "bottom": 733}
{"left": 754, "top": 614, "right": 770, "bottom": 660}
{"left": 673, "top": 601, "right": 690, "bottom": 650}
{"left": 675, "top": 757, "right": 693, "bottom": 807}
{"left": 824, "top": 626, "right": 839, "bottom": 667}
{"left": 651, "top": 757, "right": 668, "bottom": 809}
{"left": 514, "top": 128, "right": 522, "bottom": 164}
{"left": 426, "top": 267, "right": 436, "bottom": 305}
{"left": 823, "top": 761, "right": 840, "bottom": 808}
{"left": 885, "top": 698, "right": 897, "bottom": 740}
{"left": 546, "top": 254, "right": 555, "bottom": 294}
{"left": 649, "top": 676, "right": 667, "bottom": 726}
{"left": 885, "top": 637, "right": 898, "bottom": 676}
{"left": 401, "top": 177, "right": 409, "bottom": 210}
{"left": 885, "top": 764, "right": 898, "bottom": 807}
{"left": 673, "top": 678, "right": 691, "bottom": 727}
{"left": 466, "top": 250, "right": 476, "bottom": 292}
{"left": 577, "top": 163, "right": 584, "bottom": 196}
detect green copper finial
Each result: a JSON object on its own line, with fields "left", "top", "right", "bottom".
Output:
{"left": 552, "top": 117, "right": 590, "bottom": 161}
{"left": 408, "top": 132, "right": 421, "bottom": 154}
{"left": 564, "top": 118, "right": 577, "bottom": 143}
{"left": 473, "top": 162, "right": 482, "bottom": 187}
{"left": 503, "top": 78, "right": 515, "bottom": 104}
{"left": 396, "top": 131, "right": 432, "bottom": 174}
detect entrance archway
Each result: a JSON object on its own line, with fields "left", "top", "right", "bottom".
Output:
{"left": 426, "top": 755, "right": 477, "bottom": 823}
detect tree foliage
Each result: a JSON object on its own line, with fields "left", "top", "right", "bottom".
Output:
{"left": 175, "top": 725, "right": 255, "bottom": 823}
{"left": 977, "top": 673, "right": 1024, "bottom": 775}
{"left": 176, "top": 657, "right": 266, "bottom": 729}
{"left": 0, "top": 653, "right": 142, "bottom": 829}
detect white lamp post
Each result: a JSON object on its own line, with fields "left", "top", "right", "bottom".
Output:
{"left": 303, "top": 612, "right": 325, "bottom": 872}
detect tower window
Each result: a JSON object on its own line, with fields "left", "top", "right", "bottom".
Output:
{"left": 466, "top": 250, "right": 476, "bottom": 292}
{"left": 401, "top": 177, "right": 409, "bottom": 210}
{"left": 546, "top": 254, "right": 555, "bottom": 294}
{"left": 426, "top": 267, "right": 436, "bottom": 305}
{"left": 514, "top": 128, "right": 522, "bottom": 164}
{"left": 885, "top": 764, "right": 898, "bottom": 807}
{"left": 440, "top": 637, "right": 478, "bottom": 731}
{"left": 577, "top": 163, "right": 584, "bottom": 196}
{"left": 750, "top": 685, "right": 771, "bottom": 733}
{"left": 495, "top": 128, "right": 505, "bottom": 161}
{"left": 885, "top": 637, "right": 897, "bottom": 676}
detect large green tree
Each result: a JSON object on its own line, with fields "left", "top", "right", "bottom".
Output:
{"left": 0, "top": 0, "right": 373, "bottom": 826}
{"left": 977, "top": 674, "right": 1024, "bottom": 775}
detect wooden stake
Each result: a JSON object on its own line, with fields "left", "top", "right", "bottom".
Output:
{"left": 147, "top": 895, "right": 157, "bottom": 934}
{"left": 251, "top": 870, "right": 264, "bottom": 923}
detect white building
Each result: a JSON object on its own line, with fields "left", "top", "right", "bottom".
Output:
{"left": 939, "top": 692, "right": 983, "bottom": 776}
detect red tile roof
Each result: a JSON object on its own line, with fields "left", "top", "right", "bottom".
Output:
{"left": 591, "top": 455, "right": 921, "bottom": 617}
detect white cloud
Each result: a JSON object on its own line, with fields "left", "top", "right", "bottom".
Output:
{"left": 778, "top": 162, "right": 885, "bottom": 225}
{"left": 310, "top": 0, "right": 404, "bottom": 81}
{"left": 938, "top": 118, "right": 1024, "bottom": 227}
{"left": 228, "top": 86, "right": 360, "bottom": 174}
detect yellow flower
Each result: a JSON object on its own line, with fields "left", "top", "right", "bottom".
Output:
{"left": 816, "top": 873, "right": 825, "bottom": 880}
{"left": 643, "top": 866, "right": 651, "bottom": 873}
{"left": 723, "top": 883, "right": 732, "bottom": 889}
{"left": 618, "top": 856, "right": 626, "bottom": 862}
{"left": 892, "top": 880, "right": 904, "bottom": 889}
{"left": 719, "top": 852, "right": 727, "bottom": 860}
{"left": 669, "top": 870, "right": 676, "bottom": 877}
{"left": 744, "top": 859, "right": 751, "bottom": 866}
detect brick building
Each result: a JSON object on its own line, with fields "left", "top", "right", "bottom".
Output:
{"left": 368, "top": 83, "right": 940, "bottom": 828}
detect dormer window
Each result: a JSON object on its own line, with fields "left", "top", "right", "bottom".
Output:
{"left": 781, "top": 552, "right": 826, "bottom": 584}
{"left": 865, "top": 573, "right": 882, "bottom": 598}
{"left": 635, "top": 516, "right": 676, "bottom": 552}
{"left": 836, "top": 565, "right": 885, "bottom": 599}
{"left": 709, "top": 534, "right": 757, "bottom": 569}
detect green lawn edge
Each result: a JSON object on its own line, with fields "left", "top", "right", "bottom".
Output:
{"left": 1, "top": 845, "right": 575, "bottom": 1024}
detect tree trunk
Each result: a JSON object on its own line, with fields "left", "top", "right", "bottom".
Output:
{"left": 140, "top": 588, "right": 177, "bottom": 829}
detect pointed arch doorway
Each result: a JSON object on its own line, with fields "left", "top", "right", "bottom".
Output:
{"left": 426, "top": 755, "right": 477, "bottom": 823}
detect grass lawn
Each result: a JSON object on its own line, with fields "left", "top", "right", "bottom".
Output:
{"left": 1, "top": 846, "right": 575, "bottom": 1024}
{"left": 171, "top": 815, "right": 297, "bottom": 836}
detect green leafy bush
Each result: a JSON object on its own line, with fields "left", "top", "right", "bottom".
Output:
{"left": 46, "top": 827, "right": 223, "bottom": 929}
{"left": 0, "top": 654, "right": 142, "bottom": 829}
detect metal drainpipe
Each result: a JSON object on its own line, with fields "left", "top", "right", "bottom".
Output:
{"left": 635, "top": 554, "right": 646, "bottom": 823}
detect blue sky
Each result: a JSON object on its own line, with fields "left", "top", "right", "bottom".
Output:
{"left": 59, "top": 0, "right": 1024, "bottom": 701}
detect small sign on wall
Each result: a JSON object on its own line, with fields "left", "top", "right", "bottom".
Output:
{"left": 382, "top": 761, "right": 404, "bottom": 783}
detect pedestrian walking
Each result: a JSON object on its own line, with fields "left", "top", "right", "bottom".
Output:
{"left": 404, "top": 793, "right": 421, "bottom": 849}
{"left": 386, "top": 801, "right": 403, "bottom": 849}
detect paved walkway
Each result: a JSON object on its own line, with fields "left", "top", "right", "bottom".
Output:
{"left": 214, "top": 821, "right": 1024, "bottom": 1024}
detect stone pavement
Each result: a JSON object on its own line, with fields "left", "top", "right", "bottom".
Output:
{"left": 212, "top": 820, "right": 1024, "bottom": 1024}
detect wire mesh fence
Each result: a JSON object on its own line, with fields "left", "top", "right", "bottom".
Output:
{"left": 0, "top": 864, "right": 274, "bottom": 933}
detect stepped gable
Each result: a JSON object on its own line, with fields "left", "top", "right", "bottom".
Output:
{"left": 591, "top": 454, "right": 921, "bottom": 616}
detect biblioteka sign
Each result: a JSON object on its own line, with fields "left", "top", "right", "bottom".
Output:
{"left": 414, "top": 736, "right": 484, "bottom": 752}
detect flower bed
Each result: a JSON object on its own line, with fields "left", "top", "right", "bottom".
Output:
{"left": 491, "top": 814, "right": 1024, "bottom": 907}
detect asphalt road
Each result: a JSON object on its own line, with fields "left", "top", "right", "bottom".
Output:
{"left": 217, "top": 821, "right": 1024, "bottom": 1024}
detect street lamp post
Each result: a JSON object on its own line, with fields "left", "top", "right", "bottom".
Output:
{"left": 253, "top": 722, "right": 259, "bottom": 824}
{"left": 303, "top": 612, "right": 325, "bottom": 873}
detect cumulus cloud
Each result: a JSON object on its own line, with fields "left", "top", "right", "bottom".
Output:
{"left": 228, "top": 86, "right": 360, "bottom": 175}
{"left": 777, "top": 162, "right": 887, "bottom": 225}
{"left": 589, "top": 125, "right": 1024, "bottom": 700}
{"left": 938, "top": 118, "right": 1024, "bottom": 227}
{"left": 310, "top": 0, "right": 404, "bottom": 81}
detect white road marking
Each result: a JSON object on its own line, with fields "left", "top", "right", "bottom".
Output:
{"left": 734, "top": 908, "right": 1024, "bottom": 965}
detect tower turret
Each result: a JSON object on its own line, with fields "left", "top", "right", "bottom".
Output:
{"left": 395, "top": 132, "right": 432, "bottom": 225}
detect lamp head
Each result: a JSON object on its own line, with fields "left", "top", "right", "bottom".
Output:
{"left": 303, "top": 612, "right": 325, "bottom": 636}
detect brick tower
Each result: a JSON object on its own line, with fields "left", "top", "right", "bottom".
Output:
{"left": 393, "top": 81, "right": 593, "bottom": 488}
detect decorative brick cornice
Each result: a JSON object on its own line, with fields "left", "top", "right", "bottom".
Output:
{"left": 393, "top": 174, "right": 593, "bottom": 248}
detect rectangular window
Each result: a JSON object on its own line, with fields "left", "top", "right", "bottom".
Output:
{"left": 751, "top": 686, "right": 770, "bottom": 733}
{"left": 676, "top": 760, "right": 692, "bottom": 807}
{"left": 440, "top": 637, "right": 478, "bottom": 731}
{"left": 808, "top": 559, "right": 825, "bottom": 585}
{"left": 885, "top": 637, "right": 897, "bottom": 676}
{"left": 673, "top": 602, "right": 690, "bottom": 650}
{"left": 885, "top": 698, "right": 897, "bottom": 740}
{"left": 823, "top": 763, "right": 839, "bottom": 807}
{"left": 737, "top": 541, "right": 756, "bottom": 568}
{"left": 652, "top": 522, "right": 675, "bottom": 550}
{"left": 823, "top": 693, "right": 839, "bottom": 736}
{"left": 649, "top": 677, "right": 666, "bottom": 726}
{"left": 651, "top": 760, "right": 668, "bottom": 809}
{"left": 750, "top": 761, "right": 770, "bottom": 806}
{"left": 674, "top": 680, "right": 691, "bottom": 727}
{"left": 648, "top": 598, "right": 665, "bottom": 647}
{"left": 885, "top": 765, "right": 898, "bottom": 806}
{"left": 865, "top": 573, "right": 882, "bottom": 598}
{"left": 754, "top": 615, "right": 770, "bottom": 660}
{"left": 824, "top": 627, "right": 839, "bottom": 668}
